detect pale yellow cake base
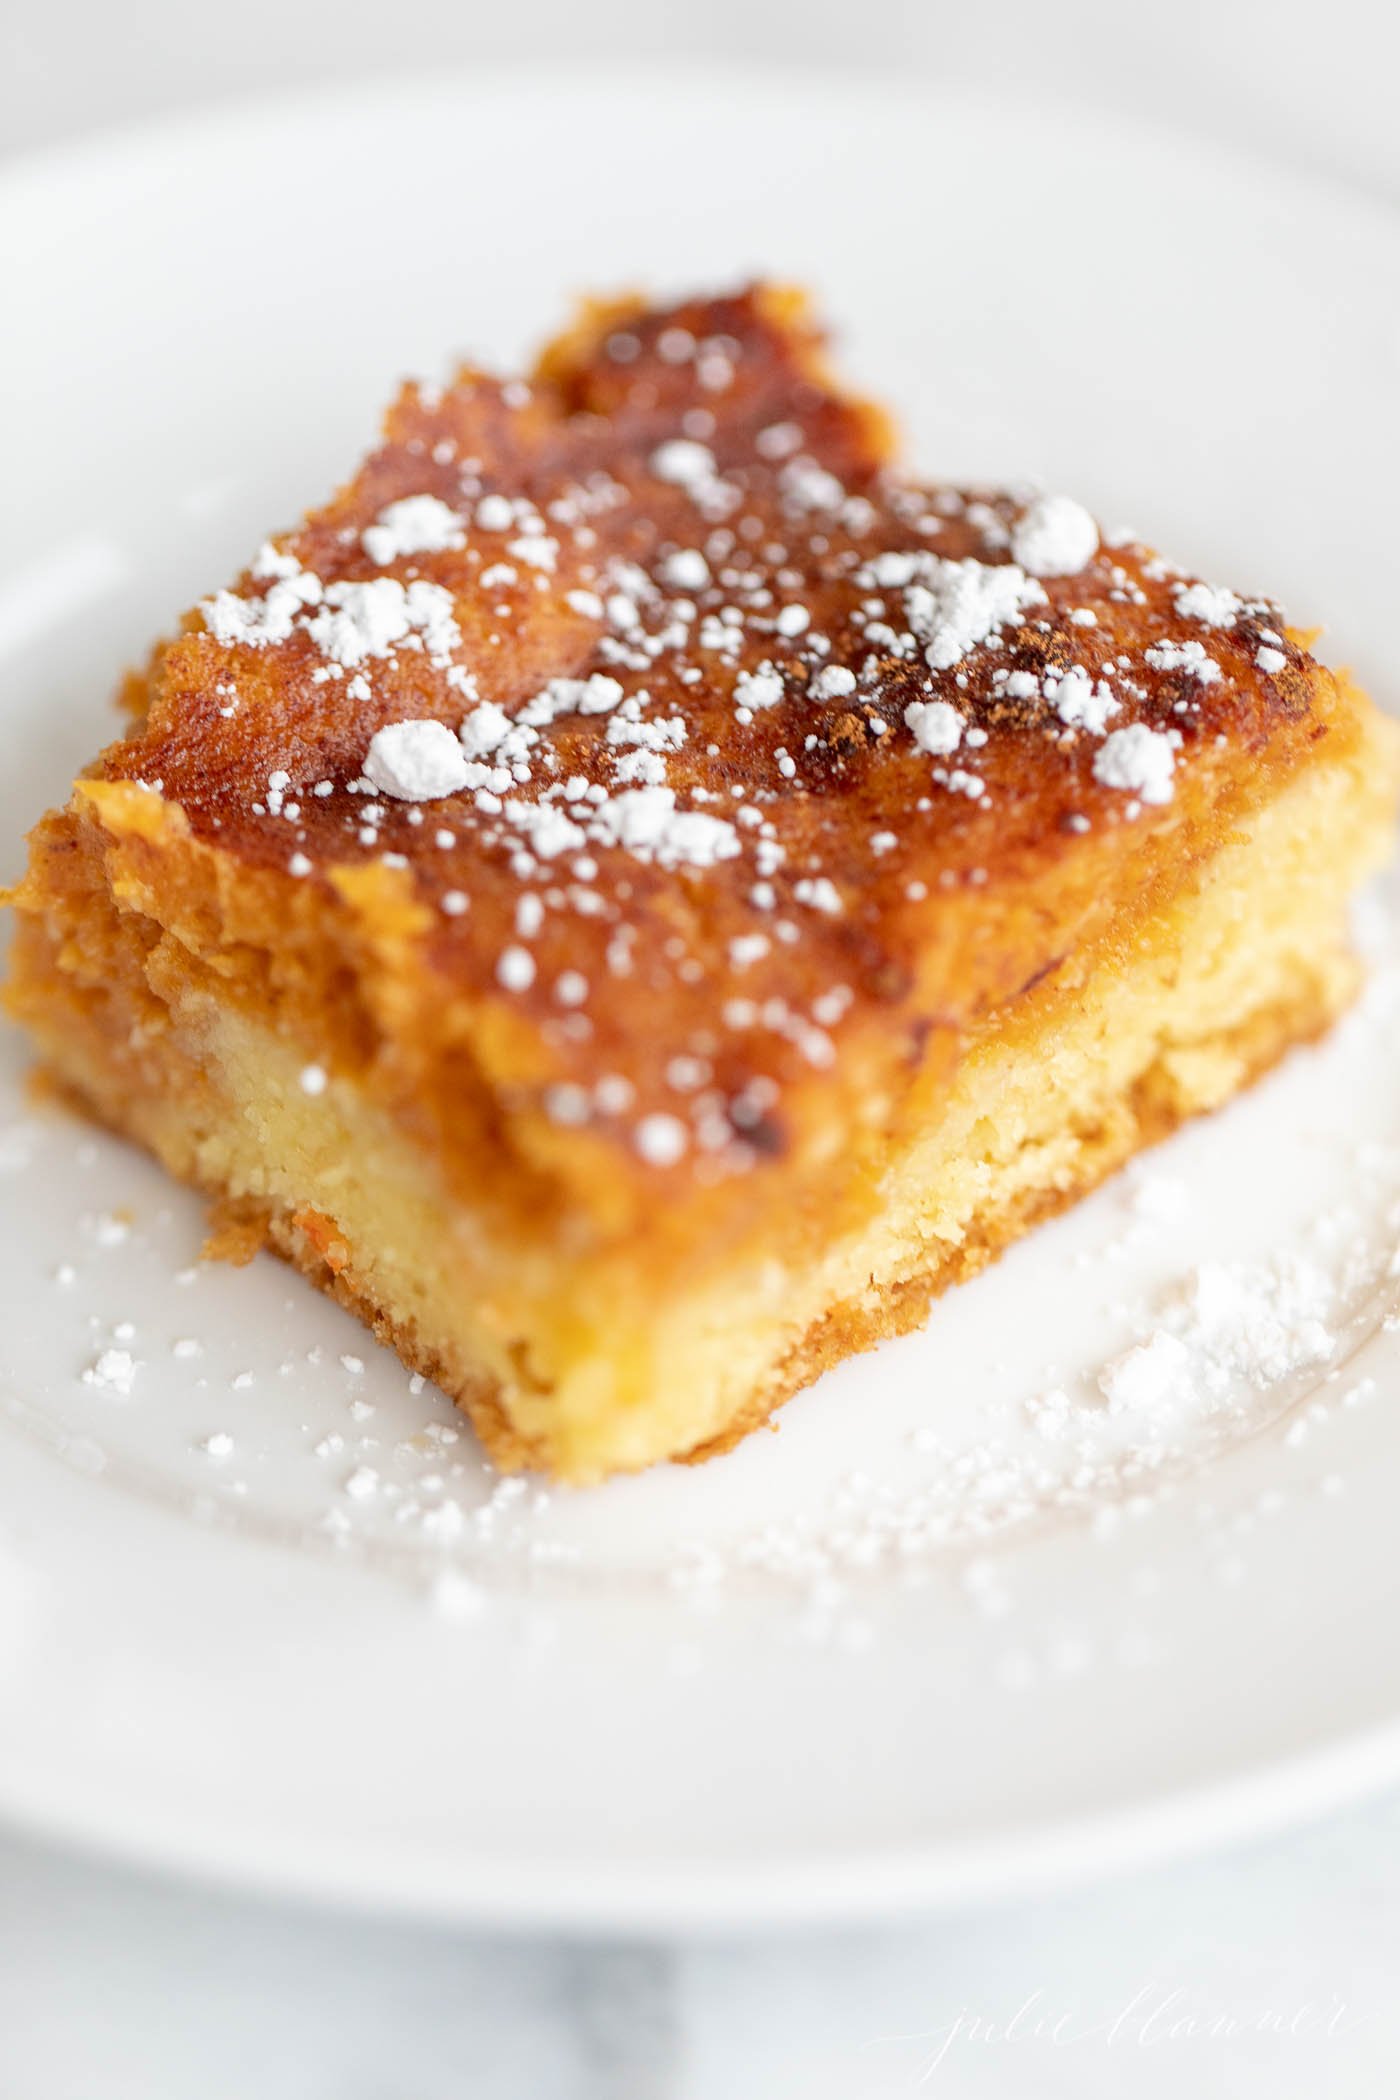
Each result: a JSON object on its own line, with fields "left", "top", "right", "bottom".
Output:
{"left": 9, "top": 732, "right": 1394, "bottom": 1480}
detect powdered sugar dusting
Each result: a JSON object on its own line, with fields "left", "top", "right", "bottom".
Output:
{"left": 364, "top": 720, "right": 470, "bottom": 802}
{"left": 1010, "top": 495, "right": 1099, "bottom": 578}
{"left": 1144, "top": 639, "right": 1222, "bottom": 685}
{"left": 902, "top": 556, "right": 1047, "bottom": 671}
{"left": 362, "top": 495, "right": 467, "bottom": 566}
{"left": 905, "top": 698, "right": 964, "bottom": 756}
{"left": 307, "top": 578, "right": 461, "bottom": 668}
{"left": 1093, "top": 723, "right": 1178, "bottom": 805}
{"left": 1173, "top": 581, "right": 1245, "bottom": 629}
{"left": 158, "top": 302, "right": 1322, "bottom": 1181}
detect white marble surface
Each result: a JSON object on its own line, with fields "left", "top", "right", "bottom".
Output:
{"left": 2, "top": 3, "right": 1400, "bottom": 2093}
{"left": 2, "top": 1793, "right": 1399, "bottom": 2097}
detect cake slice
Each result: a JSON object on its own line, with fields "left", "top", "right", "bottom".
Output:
{"left": 6, "top": 286, "right": 1397, "bottom": 1481}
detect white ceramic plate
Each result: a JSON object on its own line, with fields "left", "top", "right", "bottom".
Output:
{"left": 1, "top": 73, "right": 1399, "bottom": 1931}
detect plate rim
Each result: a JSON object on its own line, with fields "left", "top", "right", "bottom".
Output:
{"left": 3, "top": 65, "right": 1400, "bottom": 1930}
{"left": 9, "top": 1698, "right": 1400, "bottom": 1933}
{"left": 4, "top": 59, "right": 1400, "bottom": 250}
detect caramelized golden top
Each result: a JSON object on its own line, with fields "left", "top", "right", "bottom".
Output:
{"left": 108, "top": 286, "right": 1335, "bottom": 1179}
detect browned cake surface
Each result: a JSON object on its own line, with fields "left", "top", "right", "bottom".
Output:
{"left": 78, "top": 290, "right": 1354, "bottom": 1218}
{"left": 7, "top": 284, "right": 1397, "bottom": 1478}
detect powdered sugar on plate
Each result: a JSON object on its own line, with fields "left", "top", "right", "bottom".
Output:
{"left": 1, "top": 864, "right": 1399, "bottom": 1644}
